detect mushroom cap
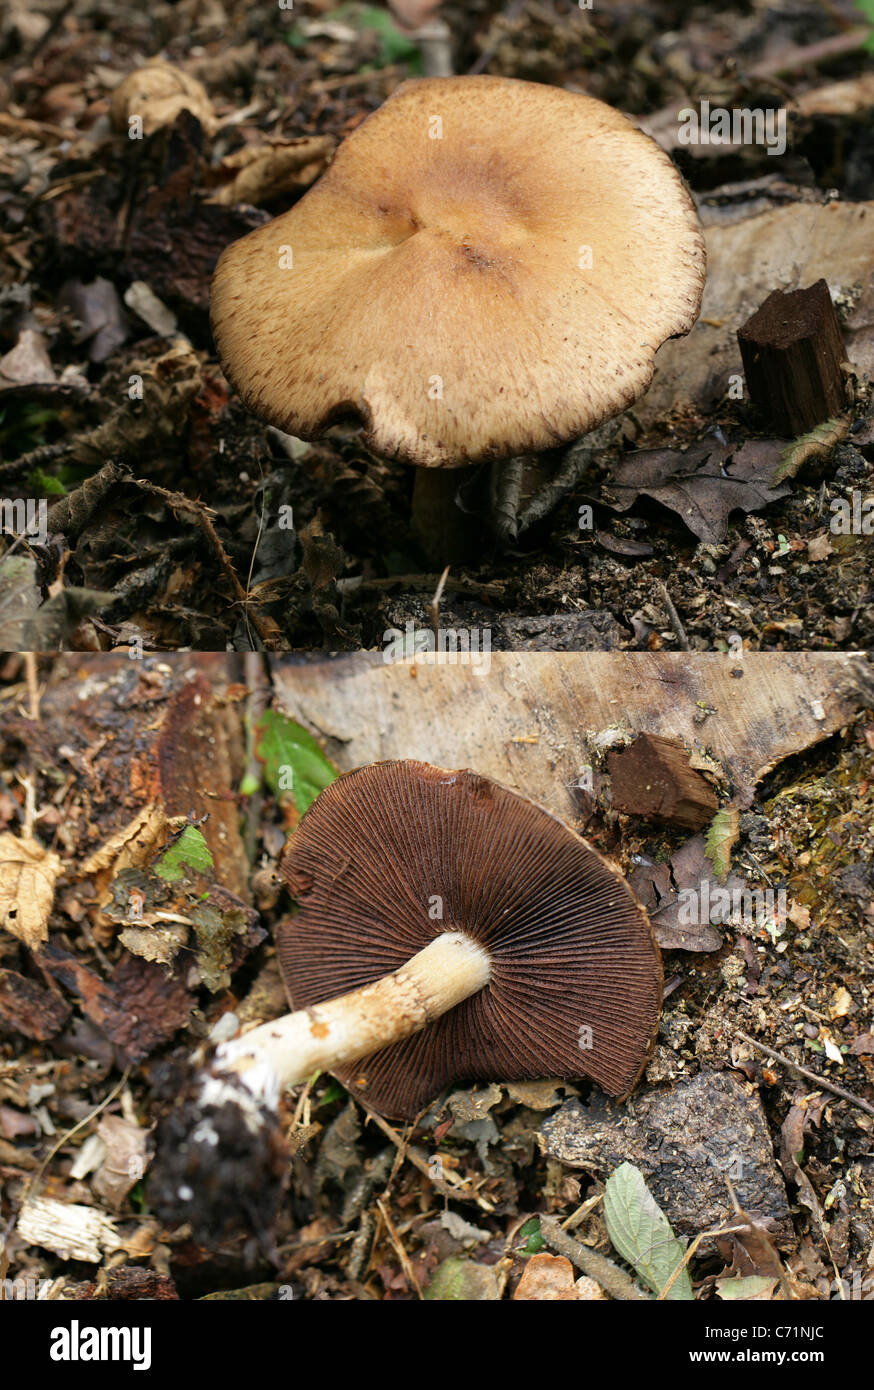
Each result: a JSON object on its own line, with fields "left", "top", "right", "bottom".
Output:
{"left": 279, "top": 760, "right": 662, "bottom": 1119}
{"left": 211, "top": 75, "right": 705, "bottom": 468}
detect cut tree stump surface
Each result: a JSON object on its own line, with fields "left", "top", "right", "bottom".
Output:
{"left": 272, "top": 652, "right": 868, "bottom": 820}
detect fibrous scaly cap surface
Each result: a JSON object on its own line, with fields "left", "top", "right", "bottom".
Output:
{"left": 279, "top": 760, "right": 663, "bottom": 1119}
{"left": 211, "top": 76, "right": 705, "bottom": 468}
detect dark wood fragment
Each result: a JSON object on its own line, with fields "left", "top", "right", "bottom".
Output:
{"left": 0, "top": 968, "right": 71, "bottom": 1040}
{"left": 607, "top": 733, "right": 718, "bottom": 830}
{"left": 737, "top": 278, "right": 847, "bottom": 435}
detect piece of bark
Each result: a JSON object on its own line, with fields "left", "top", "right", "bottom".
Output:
{"left": 0, "top": 968, "right": 71, "bottom": 1039}
{"left": 39, "top": 944, "right": 193, "bottom": 1065}
{"left": 540, "top": 1073, "right": 793, "bottom": 1241}
{"left": 607, "top": 733, "right": 719, "bottom": 830}
{"left": 737, "top": 279, "right": 847, "bottom": 435}
{"left": 4, "top": 655, "right": 249, "bottom": 900}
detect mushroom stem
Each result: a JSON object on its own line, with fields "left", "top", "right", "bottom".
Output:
{"left": 410, "top": 466, "right": 482, "bottom": 565}
{"left": 208, "top": 931, "right": 491, "bottom": 1107}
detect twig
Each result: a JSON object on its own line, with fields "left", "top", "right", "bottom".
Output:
{"left": 425, "top": 565, "right": 450, "bottom": 639}
{"left": 336, "top": 573, "right": 504, "bottom": 599}
{"left": 375, "top": 1198, "right": 423, "bottom": 1299}
{"left": 735, "top": 1030, "right": 874, "bottom": 1118}
{"left": 356, "top": 1099, "right": 495, "bottom": 1212}
{"left": 538, "top": 1214, "right": 651, "bottom": 1300}
{"left": 131, "top": 478, "right": 273, "bottom": 648}
{"left": 242, "top": 651, "right": 271, "bottom": 863}
{"left": 656, "top": 581, "right": 690, "bottom": 651}
{"left": 748, "top": 26, "right": 869, "bottom": 79}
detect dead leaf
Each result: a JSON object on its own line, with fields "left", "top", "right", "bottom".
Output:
{"left": 92, "top": 1116, "right": 149, "bottom": 1211}
{"left": 0, "top": 328, "right": 55, "bottom": 386}
{"left": 635, "top": 834, "right": 749, "bottom": 952}
{"left": 849, "top": 1031, "right": 874, "bottom": 1056}
{"left": 82, "top": 805, "right": 172, "bottom": 879}
{"left": 0, "top": 834, "right": 63, "bottom": 950}
{"left": 806, "top": 533, "right": 834, "bottom": 562}
{"left": 59, "top": 277, "right": 128, "bottom": 363}
{"left": 207, "top": 136, "right": 335, "bottom": 207}
{"left": 504, "top": 1080, "right": 572, "bottom": 1110}
{"left": 514, "top": 1253, "right": 602, "bottom": 1300}
{"left": 828, "top": 986, "right": 853, "bottom": 1020}
{"left": 603, "top": 439, "right": 790, "bottom": 543}
{"left": 300, "top": 513, "right": 345, "bottom": 593}
{"left": 716, "top": 1274, "right": 778, "bottom": 1300}
{"left": 109, "top": 61, "right": 215, "bottom": 136}
{"left": 774, "top": 417, "right": 851, "bottom": 484}
{"left": 780, "top": 1102, "right": 825, "bottom": 1234}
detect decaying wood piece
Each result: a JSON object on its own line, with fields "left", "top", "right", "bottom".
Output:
{"left": 0, "top": 967, "right": 70, "bottom": 1039}
{"left": 271, "top": 653, "right": 868, "bottom": 814}
{"left": 5, "top": 654, "right": 249, "bottom": 899}
{"left": 635, "top": 202, "right": 874, "bottom": 426}
{"left": 607, "top": 733, "right": 718, "bottom": 830}
{"left": 737, "top": 279, "right": 848, "bottom": 435}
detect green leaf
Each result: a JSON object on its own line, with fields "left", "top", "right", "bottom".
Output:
{"left": 603, "top": 1161, "right": 694, "bottom": 1300}
{"left": 253, "top": 709, "right": 337, "bottom": 816}
{"left": 705, "top": 805, "right": 740, "bottom": 883}
{"left": 716, "top": 1274, "right": 778, "bottom": 1300}
{"left": 155, "top": 825, "right": 214, "bottom": 882}
{"left": 338, "top": 4, "right": 422, "bottom": 67}
{"left": 518, "top": 1217, "right": 544, "bottom": 1255}
{"left": 424, "top": 1258, "right": 500, "bottom": 1301}
{"left": 317, "top": 1081, "right": 347, "bottom": 1108}
{"left": 772, "top": 415, "right": 850, "bottom": 484}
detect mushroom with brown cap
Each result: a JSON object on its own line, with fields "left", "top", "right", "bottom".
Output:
{"left": 210, "top": 75, "right": 705, "bottom": 562}
{"left": 150, "top": 759, "right": 662, "bottom": 1236}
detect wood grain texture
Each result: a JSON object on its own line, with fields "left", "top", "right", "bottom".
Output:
{"left": 272, "top": 652, "right": 870, "bottom": 817}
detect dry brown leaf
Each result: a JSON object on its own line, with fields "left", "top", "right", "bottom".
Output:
{"left": 92, "top": 1115, "right": 149, "bottom": 1211}
{"left": 207, "top": 136, "right": 335, "bottom": 207}
{"left": 807, "top": 533, "right": 834, "bottom": 563}
{"left": 514, "top": 1253, "right": 605, "bottom": 1300}
{"left": 82, "top": 805, "right": 172, "bottom": 906}
{"left": 0, "top": 834, "right": 63, "bottom": 950}
{"left": 828, "top": 986, "right": 853, "bottom": 1020}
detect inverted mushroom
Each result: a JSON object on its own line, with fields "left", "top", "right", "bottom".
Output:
{"left": 210, "top": 75, "right": 705, "bottom": 560}
{"left": 150, "top": 760, "right": 662, "bottom": 1234}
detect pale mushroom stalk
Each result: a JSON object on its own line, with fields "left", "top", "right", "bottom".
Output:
{"left": 206, "top": 931, "right": 491, "bottom": 1108}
